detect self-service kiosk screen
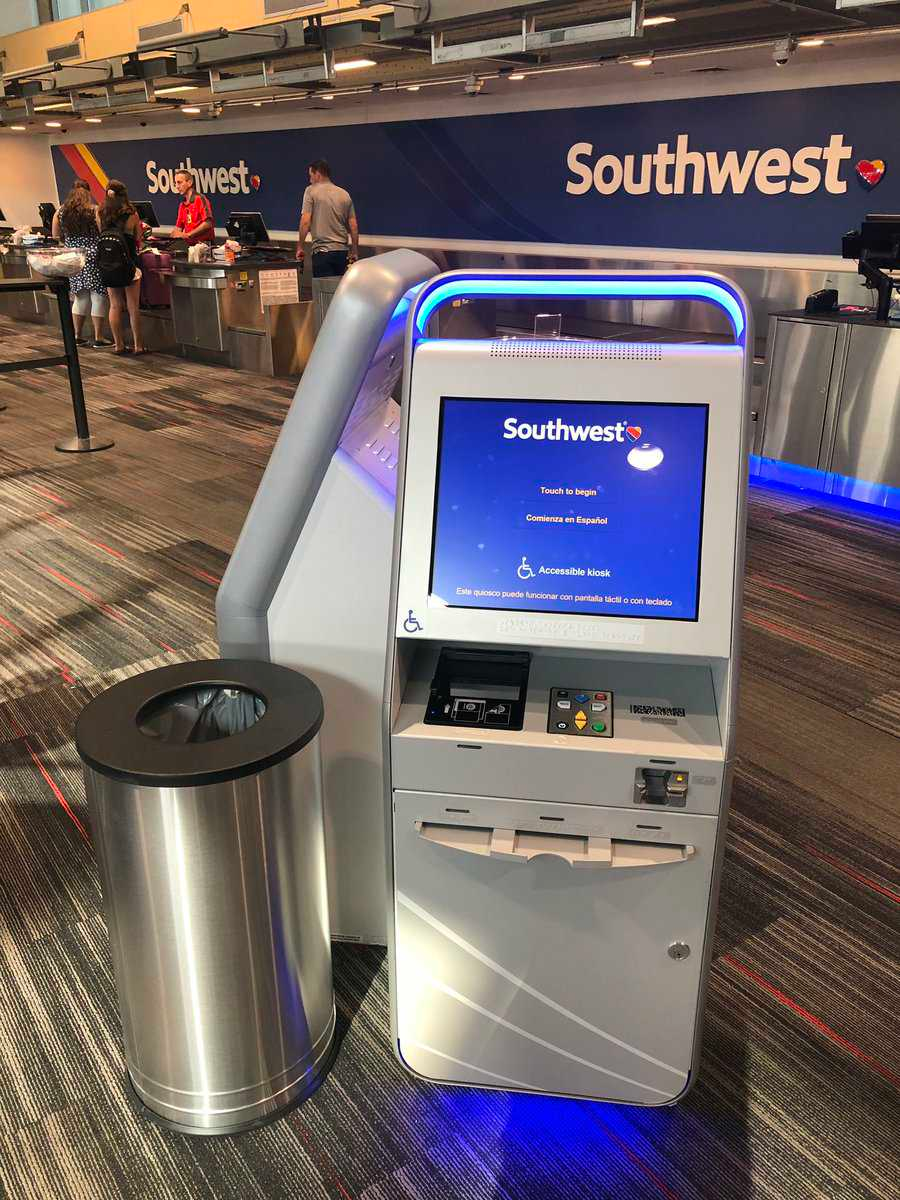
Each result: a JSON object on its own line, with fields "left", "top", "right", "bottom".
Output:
{"left": 429, "top": 398, "right": 709, "bottom": 621}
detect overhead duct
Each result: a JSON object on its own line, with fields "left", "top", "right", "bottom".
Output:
{"left": 431, "top": 2, "right": 645, "bottom": 65}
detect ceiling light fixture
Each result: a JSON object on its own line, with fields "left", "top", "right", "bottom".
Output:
{"left": 154, "top": 84, "right": 200, "bottom": 94}
{"left": 85, "top": 117, "right": 103, "bottom": 123}
{"left": 643, "top": 16, "right": 676, "bottom": 25}
{"left": 798, "top": 38, "right": 826, "bottom": 47}
{"left": 406, "top": 84, "right": 420, "bottom": 91}
{"left": 631, "top": 57, "right": 654, "bottom": 67}
{"left": 45, "top": 120, "right": 62, "bottom": 128}
{"left": 508, "top": 72, "right": 526, "bottom": 80}
{"left": 181, "top": 106, "right": 201, "bottom": 114}
{"left": 10, "top": 124, "right": 27, "bottom": 131}
{"left": 320, "top": 93, "right": 334, "bottom": 99}
{"left": 34, "top": 102, "right": 72, "bottom": 111}
{"left": 334, "top": 58, "right": 376, "bottom": 72}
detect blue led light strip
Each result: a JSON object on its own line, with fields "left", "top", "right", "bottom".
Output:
{"left": 749, "top": 455, "right": 900, "bottom": 517}
{"left": 412, "top": 274, "right": 747, "bottom": 342}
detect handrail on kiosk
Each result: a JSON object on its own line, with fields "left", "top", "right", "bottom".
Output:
{"left": 410, "top": 270, "right": 749, "bottom": 344}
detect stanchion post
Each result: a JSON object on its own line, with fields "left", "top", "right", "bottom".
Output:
{"left": 52, "top": 280, "right": 114, "bottom": 453}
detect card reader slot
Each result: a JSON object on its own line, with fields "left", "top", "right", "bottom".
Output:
{"left": 416, "top": 821, "right": 695, "bottom": 869}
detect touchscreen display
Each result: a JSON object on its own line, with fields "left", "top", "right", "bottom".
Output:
{"left": 429, "top": 398, "right": 709, "bottom": 621}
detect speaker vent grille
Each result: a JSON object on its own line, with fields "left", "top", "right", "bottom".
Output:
{"left": 138, "top": 16, "right": 186, "bottom": 44}
{"left": 47, "top": 41, "right": 83, "bottom": 63}
{"left": 489, "top": 340, "right": 663, "bottom": 360}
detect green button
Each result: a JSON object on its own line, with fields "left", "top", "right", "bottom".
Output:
{"left": 592, "top": 722, "right": 606, "bottom": 733}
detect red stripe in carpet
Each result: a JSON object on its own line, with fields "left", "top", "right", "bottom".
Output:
{"left": 804, "top": 845, "right": 900, "bottom": 905}
{"left": 7, "top": 714, "right": 90, "bottom": 845}
{"left": 591, "top": 1115, "right": 682, "bottom": 1200}
{"left": 722, "top": 955, "right": 900, "bottom": 1090}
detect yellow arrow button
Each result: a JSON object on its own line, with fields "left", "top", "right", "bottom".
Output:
{"left": 574, "top": 711, "right": 587, "bottom": 730}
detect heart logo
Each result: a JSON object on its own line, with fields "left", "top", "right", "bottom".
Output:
{"left": 856, "top": 159, "right": 886, "bottom": 189}
{"left": 250, "top": 174, "right": 261, "bottom": 190}
{"left": 626, "top": 425, "right": 642, "bottom": 442}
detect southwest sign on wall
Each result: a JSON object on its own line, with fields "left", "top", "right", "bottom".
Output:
{"left": 51, "top": 81, "right": 899, "bottom": 254}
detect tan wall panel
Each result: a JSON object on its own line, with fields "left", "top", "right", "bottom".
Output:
{"left": 0, "top": 1, "right": 384, "bottom": 74}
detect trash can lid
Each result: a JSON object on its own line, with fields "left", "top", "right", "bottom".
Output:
{"left": 75, "top": 659, "right": 324, "bottom": 787}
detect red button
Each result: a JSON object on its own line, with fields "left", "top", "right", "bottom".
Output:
{"left": 594, "top": 692, "right": 607, "bottom": 700}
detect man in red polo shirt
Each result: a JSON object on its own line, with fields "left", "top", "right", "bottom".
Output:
{"left": 170, "top": 168, "right": 214, "bottom": 246}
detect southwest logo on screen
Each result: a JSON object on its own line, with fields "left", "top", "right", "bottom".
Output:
{"left": 503, "top": 417, "right": 627, "bottom": 442}
{"left": 566, "top": 133, "right": 854, "bottom": 198}
{"left": 146, "top": 157, "right": 254, "bottom": 196}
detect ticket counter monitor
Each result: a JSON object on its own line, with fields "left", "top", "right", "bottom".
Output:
{"left": 216, "top": 249, "right": 439, "bottom": 945}
{"left": 385, "top": 270, "right": 751, "bottom": 1104}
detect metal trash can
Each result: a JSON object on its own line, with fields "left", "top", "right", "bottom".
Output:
{"left": 75, "top": 659, "right": 335, "bottom": 1136}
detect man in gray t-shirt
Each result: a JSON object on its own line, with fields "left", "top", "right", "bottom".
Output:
{"left": 296, "top": 159, "right": 359, "bottom": 278}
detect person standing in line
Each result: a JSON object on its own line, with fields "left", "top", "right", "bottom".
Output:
{"left": 97, "top": 180, "right": 147, "bottom": 356}
{"left": 51, "top": 180, "right": 111, "bottom": 349}
{"left": 170, "top": 169, "right": 215, "bottom": 246}
{"left": 295, "top": 160, "right": 359, "bottom": 277}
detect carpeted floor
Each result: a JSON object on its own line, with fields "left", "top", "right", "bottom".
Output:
{"left": 0, "top": 314, "right": 898, "bottom": 1200}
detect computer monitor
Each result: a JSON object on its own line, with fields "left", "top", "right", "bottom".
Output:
{"left": 226, "top": 211, "right": 270, "bottom": 246}
{"left": 38, "top": 202, "right": 56, "bottom": 233}
{"left": 133, "top": 200, "right": 160, "bottom": 228}
{"left": 842, "top": 212, "right": 900, "bottom": 320}
{"left": 395, "top": 337, "right": 744, "bottom": 659}
{"left": 430, "top": 397, "right": 710, "bottom": 622}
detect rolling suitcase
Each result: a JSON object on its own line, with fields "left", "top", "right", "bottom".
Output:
{"left": 139, "top": 249, "right": 172, "bottom": 307}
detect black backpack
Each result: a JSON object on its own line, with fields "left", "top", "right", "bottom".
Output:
{"left": 96, "top": 228, "right": 136, "bottom": 287}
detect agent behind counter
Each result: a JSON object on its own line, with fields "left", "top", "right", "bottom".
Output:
{"left": 168, "top": 168, "right": 215, "bottom": 247}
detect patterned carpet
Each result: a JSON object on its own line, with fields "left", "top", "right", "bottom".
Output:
{"left": 0, "top": 315, "right": 898, "bottom": 1200}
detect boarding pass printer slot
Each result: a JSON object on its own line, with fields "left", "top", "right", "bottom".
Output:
{"left": 417, "top": 820, "right": 695, "bottom": 868}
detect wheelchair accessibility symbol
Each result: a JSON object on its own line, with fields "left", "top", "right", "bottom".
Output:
{"left": 517, "top": 556, "right": 535, "bottom": 581}
{"left": 403, "top": 609, "right": 423, "bottom": 633}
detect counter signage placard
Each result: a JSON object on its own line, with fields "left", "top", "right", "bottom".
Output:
{"left": 259, "top": 269, "right": 299, "bottom": 309}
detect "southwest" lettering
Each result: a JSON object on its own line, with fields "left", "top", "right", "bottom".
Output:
{"left": 503, "top": 417, "right": 627, "bottom": 442}
{"left": 565, "top": 133, "right": 852, "bottom": 198}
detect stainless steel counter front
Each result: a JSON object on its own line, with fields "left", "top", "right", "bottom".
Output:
{"left": 169, "top": 260, "right": 314, "bottom": 377}
{"left": 759, "top": 311, "right": 900, "bottom": 489}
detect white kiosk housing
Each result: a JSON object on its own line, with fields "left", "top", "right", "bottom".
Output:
{"left": 217, "top": 251, "right": 439, "bottom": 945}
{"left": 384, "top": 270, "right": 751, "bottom": 1104}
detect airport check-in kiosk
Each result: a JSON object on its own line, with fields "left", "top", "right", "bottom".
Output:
{"left": 385, "top": 272, "right": 751, "bottom": 1104}
{"left": 217, "top": 250, "right": 439, "bottom": 944}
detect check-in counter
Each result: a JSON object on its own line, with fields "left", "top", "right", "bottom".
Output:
{"left": 758, "top": 310, "right": 900, "bottom": 489}
{"left": 0, "top": 246, "right": 54, "bottom": 325}
{"left": 169, "top": 258, "right": 314, "bottom": 377}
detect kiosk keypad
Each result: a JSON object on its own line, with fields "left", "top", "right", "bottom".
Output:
{"left": 548, "top": 689, "right": 614, "bottom": 737}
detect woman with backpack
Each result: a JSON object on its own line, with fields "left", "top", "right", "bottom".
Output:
{"left": 96, "top": 179, "right": 147, "bottom": 355}
{"left": 51, "top": 180, "right": 111, "bottom": 349}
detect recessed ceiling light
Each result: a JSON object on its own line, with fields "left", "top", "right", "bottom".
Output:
{"left": 334, "top": 58, "right": 376, "bottom": 72}
{"left": 798, "top": 38, "right": 825, "bottom": 47}
{"left": 644, "top": 16, "right": 676, "bottom": 26}
{"left": 155, "top": 84, "right": 200, "bottom": 95}
{"left": 181, "top": 106, "right": 201, "bottom": 114}
{"left": 508, "top": 73, "right": 526, "bottom": 80}
{"left": 85, "top": 117, "right": 103, "bottom": 124}
{"left": 10, "top": 124, "right": 27, "bottom": 131}
{"left": 406, "top": 84, "right": 420, "bottom": 91}
{"left": 320, "top": 93, "right": 334, "bottom": 100}
{"left": 252, "top": 101, "right": 263, "bottom": 107}
{"left": 631, "top": 57, "right": 654, "bottom": 67}
{"left": 45, "top": 121, "right": 63, "bottom": 128}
